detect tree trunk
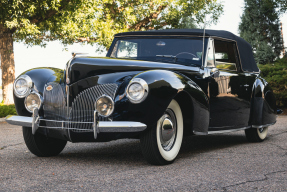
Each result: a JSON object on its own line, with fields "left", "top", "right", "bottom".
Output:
{"left": 0, "top": 24, "right": 15, "bottom": 105}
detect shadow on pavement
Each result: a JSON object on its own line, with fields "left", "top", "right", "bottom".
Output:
{"left": 52, "top": 133, "right": 248, "bottom": 165}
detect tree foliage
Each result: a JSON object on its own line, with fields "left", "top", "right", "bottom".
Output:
{"left": 0, "top": 0, "right": 223, "bottom": 104}
{"left": 277, "top": 0, "right": 287, "bottom": 12}
{"left": 1, "top": 0, "right": 223, "bottom": 48}
{"left": 259, "top": 58, "right": 287, "bottom": 107}
{"left": 239, "top": 0, "right": 283, "bottom": 64}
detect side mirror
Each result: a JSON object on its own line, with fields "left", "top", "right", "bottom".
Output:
{"left": 210, "top": 68, "right": 219, "bottom": 77}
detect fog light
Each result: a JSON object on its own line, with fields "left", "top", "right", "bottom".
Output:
{"left": 24, "top": 93, "right": 42, "bottom": 113}
{"left": 95, "top": 95, "right": 114, "bottom": 117}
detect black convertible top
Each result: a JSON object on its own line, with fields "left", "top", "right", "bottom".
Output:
{"left": 115, "top": 29, "right": 259, "bottom": 72}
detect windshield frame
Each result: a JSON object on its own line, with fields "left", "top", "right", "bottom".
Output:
{"left": 107, "top": 36, "right": 209, "bottom": 67}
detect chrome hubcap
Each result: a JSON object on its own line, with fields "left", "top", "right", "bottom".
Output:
{"left": 160, "top": 109, "right": 177, "bottom": 151}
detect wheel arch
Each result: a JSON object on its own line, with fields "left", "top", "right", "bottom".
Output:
{"left": 249, "top": 76, "right": 276, "bottom": 126}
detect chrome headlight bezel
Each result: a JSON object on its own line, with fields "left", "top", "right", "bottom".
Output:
{"left": 95, "top": 95, "right": 115, "bottom": 117}
{"left": 13, "top": 75, "right": 33, "bottom": 98}
{"left": 24, "top": 92, "right": 43, "bottom": 113}
{"left": 126, "top": 78, "right": 149, "bottom": 104}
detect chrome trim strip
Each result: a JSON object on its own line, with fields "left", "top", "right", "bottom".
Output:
{"left": 208, "top": 126, "right": 251, "bottom": 134}
{"left": 38, "top": 126, "right": 93, "bottom": 131}
{"left": 193, "top": 131, "right": 208, "bottom": 135}
{"left": 42, "top": 119, "right": 92, "bottom": 123}
{"left": 115, "top": 35, "right": 206, "bottom": 37}
{"left": 98, "top": 121, "right": 147, "bottom": 132}
{"left": 252, "top": 122, "right": 276, "bottom": 129}
{"left": 5, "top": 115, "right": 147, "bottom": 133}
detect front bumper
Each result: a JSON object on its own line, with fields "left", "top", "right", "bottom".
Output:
{"left": 5, "top": 112, "right": 147, "bottom": 139}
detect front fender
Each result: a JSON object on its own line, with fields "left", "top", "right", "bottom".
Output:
{"left": 113, "top": 70, "right": 209, "bottom": 134}
{"left": 14, "top": 67, "right": 64, "bottom": 116}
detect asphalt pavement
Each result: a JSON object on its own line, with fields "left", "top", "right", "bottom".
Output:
{"left": 0, "top": 116, "right": 287, "bottom": 191}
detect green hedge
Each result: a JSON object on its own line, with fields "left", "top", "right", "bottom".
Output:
{"left": 259, "top": 58, "right": 287, "bottom": 107}
{"left": 0, "top": 104, "right": 17, "bottom": 118}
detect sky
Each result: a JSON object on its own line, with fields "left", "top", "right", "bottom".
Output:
{"left": 4, "top": 0, "right": 287, "bottom": 77}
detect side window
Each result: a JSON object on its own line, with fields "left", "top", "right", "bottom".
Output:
{"left": 206, "top": 39, "right": 215, "bottom": 67}
{"left": 214, "top": 40, "right": 238, "bottom": 71}
{"left": 114, "top": 40, "right": 138, "bottom": 58}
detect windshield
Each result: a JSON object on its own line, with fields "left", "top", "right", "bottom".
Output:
{"left": 109, "top": 37, "right": 208, "bottom": 67}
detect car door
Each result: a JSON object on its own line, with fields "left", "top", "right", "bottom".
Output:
{"left": 206, "top": 38, "right": 252, "bottom": 131}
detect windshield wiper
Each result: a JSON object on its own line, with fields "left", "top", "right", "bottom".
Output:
{"left": 156, "top": 55, "right": 177, "bottom": 63}
{"left": 156, "top": 55, "right": 199, "bottom": 67}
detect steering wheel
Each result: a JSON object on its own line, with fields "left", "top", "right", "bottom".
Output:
{"left": 175, "top": 52, "right": 199, "bottom": 59}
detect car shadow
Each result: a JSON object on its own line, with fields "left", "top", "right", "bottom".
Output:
{"left": 179, "top": 134, "right": 248, "bottom": 159}
{"left": 53, "top": 133, "right": 248, "bottom": 165}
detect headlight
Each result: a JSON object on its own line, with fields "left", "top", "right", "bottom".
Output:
{"left": 95, "top": 95, "right": 114, "bottom": 117}
{"left": 126, "top": 78, "right": 149, "bottom": 103}
{"left": 24, "top": 93, "right": 42, "bottom": 113}
{"left": 14, "top": 75, "right": 33, "bottom": 98}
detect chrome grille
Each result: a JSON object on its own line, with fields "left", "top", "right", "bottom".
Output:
{"left": 43, "top": 82, "right": 67, "bottom": 128}
{"left": 69, "top": 83, "right": 118, "bottom": 132}
{"left": 43, "top": 83, "right": 118, "bottom": 132}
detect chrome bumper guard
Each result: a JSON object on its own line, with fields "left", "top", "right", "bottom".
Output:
{"left": 5, "top": 110, "right": 147, "bottom": 139}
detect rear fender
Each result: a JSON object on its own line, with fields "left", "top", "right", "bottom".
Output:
{"left": 249, "top": 76, "right": 276, "bottom": 126}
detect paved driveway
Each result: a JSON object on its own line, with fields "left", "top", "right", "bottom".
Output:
{"left": 0, "top": 116, "right": 287, "bottom": 191}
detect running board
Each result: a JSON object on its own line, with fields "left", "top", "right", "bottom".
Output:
{"left": 208, "top": 126, "right": 250, "bottom": 135}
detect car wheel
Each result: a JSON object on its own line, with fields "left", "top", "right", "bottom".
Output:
{"left": 140, "top": 99, "right": 183, "bottom": 165}
{"left": 245, "top": 127, "right": 268, "bottom": 142}
{"left": 22, "top": 127, "right": 67, "bottom": 157}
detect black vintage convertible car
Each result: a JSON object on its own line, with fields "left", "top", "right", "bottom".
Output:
{"left": 6, "top": 29, "right": 279, "bottom": 165}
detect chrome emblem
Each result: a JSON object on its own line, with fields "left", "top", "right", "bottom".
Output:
{"left": 46, "top": 85, "right": 53, "bottom": 91}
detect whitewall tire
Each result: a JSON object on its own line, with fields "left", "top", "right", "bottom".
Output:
{"left": 140, "top": 99, "right": 183, "bottom": 165}
{"left": 245, "top": 127, "right": 268, "bottom": 142}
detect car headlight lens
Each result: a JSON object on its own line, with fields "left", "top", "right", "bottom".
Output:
{"left": 14, "top": 75, "right": 33, "bottom": 98}
{"left": 95, "top": 95, "right": 114, "bottom": 117}
{"left": 24, "top": 93, "right": 42, "bottom": 113}
{"left": 126, "top": 78, "right": 149, "bottom": 103}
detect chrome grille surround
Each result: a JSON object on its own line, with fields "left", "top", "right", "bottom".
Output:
{"left": 43, "top": 83, "right": 118, "bottom": 132}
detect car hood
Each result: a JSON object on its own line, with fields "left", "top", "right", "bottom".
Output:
{"left": 67, "top": 57, "right": 201, "bottom": 84}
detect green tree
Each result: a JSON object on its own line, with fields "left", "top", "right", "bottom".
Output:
{"left": 239, "top": 0, "right": 283, "bottom": 64}
{"left": 278, "top": 0, "right": 287, "bottom": 12}
{"left": 0, "top": 0, "right": 223, "bottom": 104}
{"left": 177, "top": 16, "right": 199, "bottom": 29}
